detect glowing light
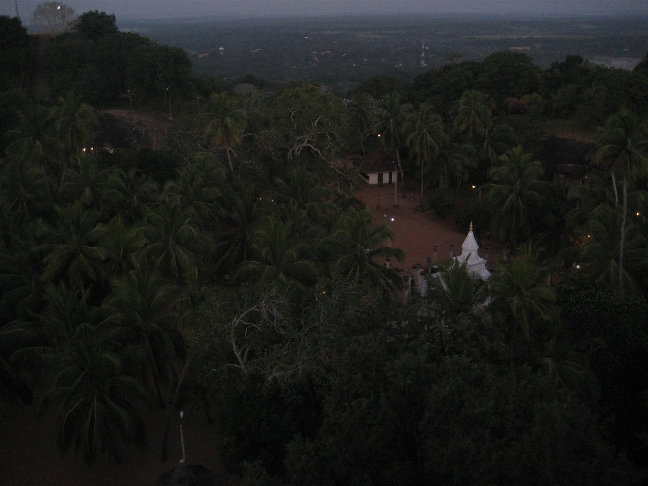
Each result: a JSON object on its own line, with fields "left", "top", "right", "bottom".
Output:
{"left": 471, "top": 184, "right": 476, "bottom": 189}
{"left": 636, "top": 211, "right": 641, "bottom": 217}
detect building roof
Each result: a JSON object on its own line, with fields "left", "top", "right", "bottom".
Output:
{"left": 363, "top": 150, "right": 396, "bottom": 173}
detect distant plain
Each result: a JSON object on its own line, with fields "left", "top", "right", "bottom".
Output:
{"left": 124, "top": 15, "right": 648, "bottom": 91}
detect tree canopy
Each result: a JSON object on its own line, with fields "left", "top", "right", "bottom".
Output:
{"left": 1, "top": 12, "right": 648, "bottom": 485}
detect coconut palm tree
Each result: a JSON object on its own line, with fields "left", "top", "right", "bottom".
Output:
{"left": 107, "top": 267, "right": 183, "bottom": 408}
{"left": 0, "top": 318, "right": 35, "bottom": 403}
{"left": 349, "top": 92, "right": 380, "bottom": 155}
{"left": 40, "top": 202, "right": 107, "bottom": 290}
{"left": 445, "top": 141, "right": 478, "bottom": 193}
{"left": 9, "top": 282, "right": 147, "bottom": 463}
{"left": 236, "top": 216, "right": 319, "bottom": 287}
{"left": 42, "top": 331, "right": 149, "bottom": 463}
{"left": 575, "top": 202, "right": 646, "bottom": 294}
{"left": 140, "top": 195, "right": 203, "bottom": 285}
{"left": 273, "top": 166, "right": 330, "bottom": 225}
{"left": 51, "top": 90, "right": 98, "bottom": 168}
{"left": 453, "top": 89, "right": 493, "bottom": 140}
{"left": 486, "top": 146, "right": 550, "bottom": 247}
{"left": 203, "top": 92, "right": 246, "bottom": 174}
{"left": 379, "top": 93, "right": 409, "bottom": 184}
{"left": 406, "top": 102, "right": 448, "bottom": 202}
{"left": 4, "top": 102, "right": 58, "bottom": 173}
{"left": 215, "top": 186, "right": 265, "bottom": 273}
{"left": 60, "top": 152, "right": 111, "bottom": 208}
{"left": 427, "top": 261, "right": 489, "bottom": 319}
{"left": 327, "top": 208, "right": 405, "bottom": 290}
{"left": 594, "top": 109, "right": 648, "bottom": 296}
{"left": 0, "top": 236, "right": 43, "bottom": 324}
{"left": 169, "top": 153, "right": 227, "bottom": 230}
{"left": 96, "top": 216, "right": 147, "bottom": 277}
{"left": 0, "top": 157, "right": 54, "bottom": 226}
{"left": 488, "top": 244, "right": 558, "bottom": 341}
{"left": 477, "top": 122, "right": 518, "bottom": 182}
{"left": 102, "top": 167, "right": 159, "bottom": 224}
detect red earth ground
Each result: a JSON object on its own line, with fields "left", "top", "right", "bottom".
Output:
{"left": 0, "top": 181, "right": 498, "bottom": 486}
{"left": 355, "top": 182, "right": 502, "bottom": 271}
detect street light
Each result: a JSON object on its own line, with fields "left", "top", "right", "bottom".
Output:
{"left": 179, "top": 410, "right": 186, "bottom": 464}
{"left": 393, "top": 160, "right": 399, "bottom": 207}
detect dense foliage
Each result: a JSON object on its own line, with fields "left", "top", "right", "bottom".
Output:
{"left": 1, "top": 12, "right": 648, "bottom": 485}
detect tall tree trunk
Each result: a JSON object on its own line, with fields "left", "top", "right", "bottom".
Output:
{"left": 611, "top": 172, "right": 619, "bottom": 207}
{"left": 226, "top": 148, "right": 234, "bottom": 174}
{"left": 619, "top": 176, "right": 627, "bottom": 297}
{"left": 420, "top": 157, "right": 424, "bottom": 204}
{"left": 395, "top": 150, "right": 405, "bottom": 196}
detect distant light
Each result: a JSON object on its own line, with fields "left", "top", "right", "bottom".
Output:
{"left": 377, "top": 133, "right": 381, "bottom": 138}
{"left": 471, "top": 184, "right": 476, "bottom": 189}
{"left": 636, "top": 211, "right": 641, "bottom": 217}
{"left": 390, "top": 217, "right": 395, "bottom": 222}
{"left": 575, "top": 264, "right": 581, "bottom": 270}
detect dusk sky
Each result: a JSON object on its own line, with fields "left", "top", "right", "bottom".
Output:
{"left": 3, "top": 0, "right": 648, "bottom": 21}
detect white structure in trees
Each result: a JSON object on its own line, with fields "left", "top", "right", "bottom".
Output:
{"left": 452, "top": 222, "right": 491, "bottom": 279}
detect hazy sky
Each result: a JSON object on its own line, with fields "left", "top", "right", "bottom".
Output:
{"left": 4, "top": 0, "right": 648, "bottom": 22}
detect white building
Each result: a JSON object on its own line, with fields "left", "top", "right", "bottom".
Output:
{"left": 360, "top": 151, "right": 399, "bottom": 185}
{"left": 452, "top": 222, "right": 491, "bottom": 279}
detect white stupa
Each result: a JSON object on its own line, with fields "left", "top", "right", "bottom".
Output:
{"left": 453, "top": 222, "right": 490, "bottom": 279}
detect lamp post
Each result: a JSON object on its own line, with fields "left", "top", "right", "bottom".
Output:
{"left": 179, "top": 410, "right": 186, "bottom": 464}
{"left": 393, "top": 161, "right": 399, "bottom": 207}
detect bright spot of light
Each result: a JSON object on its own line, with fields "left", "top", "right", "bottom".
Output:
{"left": 390, "top": 217, "right": 395, "bottom": 222}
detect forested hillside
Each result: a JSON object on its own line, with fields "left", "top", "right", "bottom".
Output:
{"left": 2, "top": 11, "right": 648, "bottom": 485}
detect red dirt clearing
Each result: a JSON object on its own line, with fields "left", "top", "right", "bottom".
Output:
{"left": 356, "top": 183, "right": 501, "bottom": 270}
